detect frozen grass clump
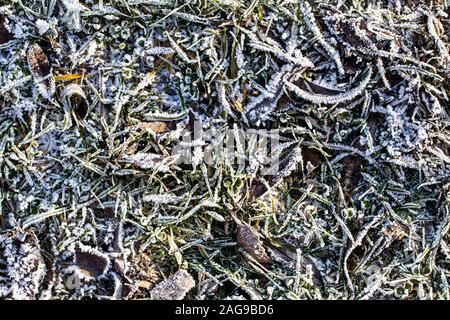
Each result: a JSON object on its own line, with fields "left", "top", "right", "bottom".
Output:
{"left": 0, "top": 0, "right": 448, "bottom": 300}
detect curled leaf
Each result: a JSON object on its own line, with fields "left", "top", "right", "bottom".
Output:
{"left": 74, "top": 243, "right": 110, "bottom": 279}
{"left": 121, "top": 152, "right": 176, "bottom": 172}
{"left": 61, "top": 83, "right": 89, "bottom": 119}
{"left": 0, "top": 229, "right": 47, "bottom": 299}
{"left": 27, "top": 44, "right": 55, "bottom": 99}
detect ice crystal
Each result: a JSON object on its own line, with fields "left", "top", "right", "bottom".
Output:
{"left": 286, "top": 67, "right": 372, "bottom": 105}
{"left": 0, "top": 0, "right": 448, "bottom": 301}
{"left": 150, "top": 269, "right": 195, "bottom": 300}
{"left": 0, "top": 229, "right": 46, "bottom": 300}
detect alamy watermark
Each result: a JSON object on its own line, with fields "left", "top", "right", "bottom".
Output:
{"left": 170, "top": 121, "right": 284, "bottom": 175}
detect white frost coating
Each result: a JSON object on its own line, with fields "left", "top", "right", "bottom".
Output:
{"left": 0, "top": 76, "right": 32, "bottom": 95}
{"left": 27, "top": 44, "right": 56, "bottom": 100}
{"left": 61, "top": 0, "right": 89, "bottom": 31}
{"left": 150, "top": 269, "right": 195, "bottom": 300}
{"left": 1, "top": 0, "right": 449, "bottom": 301}
{"left": 71, "top": 242, "right": 111, "bottom": 280}
{"left": 299, "top": 0, "right": 344, "bottom": 75}
{"left": 216, "top": 82, "right": 236, "bottom": 117}
{"left": 122, "top": 152, "right": 176, "bottom": 172}
{"left": 245, "top": 64, "right": 300, "bottom": 123}
{"left": 128, "top": 0, "right": 173, "bottom": 4}
{"left": 132, "top": 72, "right": 157, "bottom": 96}
{"left": 35, "top": 74, "right": 56, "bottom": 100}
{"left": 144, "top": 110, "right": 186, "bottom": 121}
{"left": 215, "top": 0, "right": 241, "bottom": 7}
{"left": 248, "top": 41, "right": 314, "bottom": 68}
{"left": 168, "top": 35, "right": 197, "bottom": 64}
{"left": 0, "top": 231, "right": 47, "bottom": 300}
{"left": 61, "top": 0, "right": 90, "bottom": 12}
{"left": 426, "top": 14, "right": 450, "bottom": 70}
{"left": 146, "top": 47, "right": 174, "bottom": 55}
{"left": 7, "top": 98, "right": 37, "bottom": 120}
{"left": 143, "top": 194, "right": 183, "bottom": 204}
{"left": 285, "top": 67, "right": 372, "bottom": 105}
{"left": 275, "top": 146, "right": 304, "bottom": 180}
{"left": 244, "top": 29, "right": 314, "bottom": 68}
{"left": 61, "top": 83, "right": 87, "bottom": 100}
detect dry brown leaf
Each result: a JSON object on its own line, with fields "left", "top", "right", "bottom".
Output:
{"left": 236, "top": 224, "right": 271, "bottom": 263}
{"left": 74, "top": 243, "right": 110, "bottom": 278}
{"left": 27, "top": 44, "right": 55, "bottom": 99}
{"left": 150, "top": 269, "right": 195, "bottom": 300}
{"left": 0, "top": 16, "right": 13, "bottom": 44}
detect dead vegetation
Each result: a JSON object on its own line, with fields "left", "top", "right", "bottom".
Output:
{"left": 0, "top": 0, "right": 449, "bottom": 300}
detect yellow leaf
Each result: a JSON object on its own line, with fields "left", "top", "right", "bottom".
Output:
{"left": 234, "top": 100, "right": 244, "bottom": 113}
{"left": 54, "top": 74, "right": 83, "bottom": 81}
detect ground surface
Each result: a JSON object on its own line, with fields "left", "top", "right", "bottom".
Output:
{"left": 0, "top": 0, "right": 449, "bottom": 300}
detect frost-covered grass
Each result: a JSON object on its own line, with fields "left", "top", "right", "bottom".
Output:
{"left": 0, "top": 0, "right": 449, "bottom": 300}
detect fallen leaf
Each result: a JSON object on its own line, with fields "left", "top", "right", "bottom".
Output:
{"left": 236, "top": 224, "right": 271, "bottom": 263}
{"left": 74, "top": 243, "right": 110, "bottom": 278}
{"left": 150, "top": 269, "right": 195, "bottom": 300}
